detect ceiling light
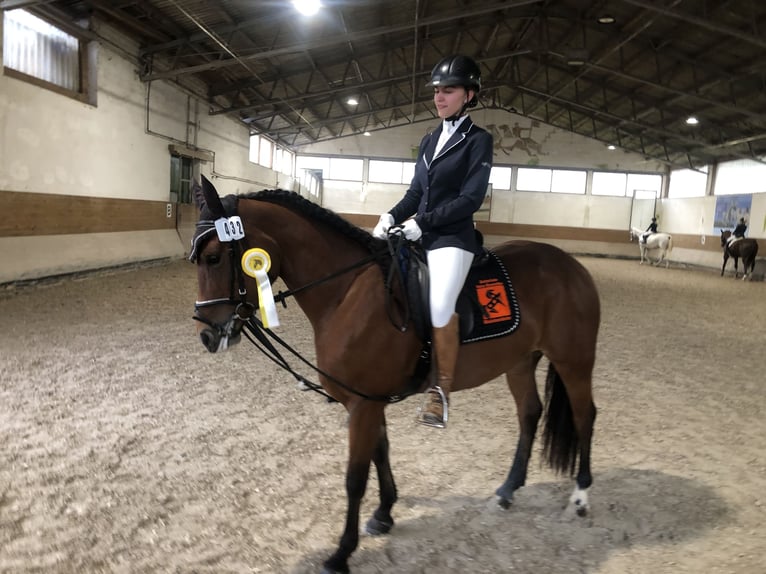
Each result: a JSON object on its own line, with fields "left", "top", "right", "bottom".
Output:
{"left": 363, "top": 131, "right": 371, "bottom": 137}
{"left": 293, "top": 0, "right": 321, "bottom": 16}
{"left": 597, "top": 15, "right": 615, "bottom": 24}
{"left": 607, "top": 144, "right": 616, "bottom": 150}
{"left": 565, "top": 48, "right": 588, "bottom": 66}
{"left": 685, "top": 116, "right": 699, "bottom": 125}
{"left": 346, "top": 97, "right": 358, "bottom": 106}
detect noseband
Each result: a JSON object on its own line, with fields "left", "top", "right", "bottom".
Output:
{"left": 192, "top": 218, "right": 256, "bottom": 338}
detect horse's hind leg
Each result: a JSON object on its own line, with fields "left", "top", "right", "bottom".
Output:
{"left": 495, "top": 351, "right": 544, "bottom": 509}
{"left": 544, "top": 361, "right": 597, "bottom": 517}
{"left": 365, "top": 414, "right": 397, "bottom": 536}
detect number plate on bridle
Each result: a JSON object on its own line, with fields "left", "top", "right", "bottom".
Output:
{"left": 214, "top": 216, "right": 245, "bottom": 242}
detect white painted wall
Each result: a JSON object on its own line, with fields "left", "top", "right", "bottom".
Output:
{"left": 297, "top": 111, "right": 765, "bottom": 274}
{"left": 297, "top": 109, "right": 668, "bottom": 172}
{"left": 1, "top": 19, "right": 763, "bottom": 282}
{"left": 0, "top": 21, "right": 280, "bottom": 282}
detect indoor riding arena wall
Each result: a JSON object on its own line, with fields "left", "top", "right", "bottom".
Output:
{"left": 0, "top": 256, "right": 763, "bottom": 573}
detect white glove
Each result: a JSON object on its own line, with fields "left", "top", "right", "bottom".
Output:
{"left": 401, "top": 219, "right": 422, "bottom": 241}
{"left": 372, "top": 213, "right": 394, "bottom": 239}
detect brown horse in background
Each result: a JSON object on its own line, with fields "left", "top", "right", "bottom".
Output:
{"left": 190, "top": 176, "right": 600, "bottom": 574}
{"left": 720, "top": 230, "right": 759, "bottom": 280}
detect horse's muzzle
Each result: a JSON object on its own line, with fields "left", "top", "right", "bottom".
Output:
{"left": 194, "top": 314, "right": 244, "bottom": 353}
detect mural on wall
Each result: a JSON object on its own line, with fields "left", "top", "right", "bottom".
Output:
{"left": 713, "top": 194, "right": 752, "bottom": 233}
{"left": 486, "top": 120, "right": 555, "bottom": 165}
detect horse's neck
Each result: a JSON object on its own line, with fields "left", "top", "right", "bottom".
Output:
{"left": 248, "top": 202, "right": 372, "bottom": 321}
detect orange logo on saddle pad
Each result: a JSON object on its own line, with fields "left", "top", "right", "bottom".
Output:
{"left": 475, "top": 278, "right": 512, "bottom": 324}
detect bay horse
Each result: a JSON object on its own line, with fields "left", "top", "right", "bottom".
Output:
{"left": 720, "top": 230, "right": 759, "bottom": 280}
{"left": 630, "top": 226, "right": 673, "bottom": 268}
{"left": 190, "top": 176, "right": 600, "bottom": 574}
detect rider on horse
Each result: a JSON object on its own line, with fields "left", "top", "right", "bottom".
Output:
{"left": 641, "top": 217, "right": 658, "bottom": 244}
{"left": 728, "top": 217, "right": 747, "bottom": 246}
{"left": 372, "top": 54, "right": 493, "bottom": 429}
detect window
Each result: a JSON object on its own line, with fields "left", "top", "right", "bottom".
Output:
{"left": 516, "top": 167, "right": 586, "bottom": 193}
{"left": 3, "top": 9, "right": 92, "bottom": 101}
{"left": 328, "top": 158, "right": 363, "bottom": 181}
{"left": 368, "top": 160, "right": 415, "bottom": 184}
{"left": 627, "top": 173, "right": 662, "bottom": 198}
{"left": 551, "top": 169, "right": 586, "bottom": 194}
{"left": 592, "top": 172, "right": 627, "bottom": 196}
{"left": 258, "top": 138, "right": 273, "bottom": 168}
{"left": 170, "top": 155, "right": 194, "bottom": 204}
{"left": 714, "top": 159, "right": 766, "bottom": 195}
{"left": 516, "top": 168, "right": 552, "bottom": 192}
{"left": 249, "top": 134, "right": 278, "bottom": 168}
{"left": 278, "top": 148, "right": 295, "bottom": 177}
{"left": 489, "top": 166, "right": 512, "bottom": 190}
{"left": 296, "top": 155, "right": 330, "bottom": 177}
{"left": 668, "top": 167, "right": 707, "bottom": 198}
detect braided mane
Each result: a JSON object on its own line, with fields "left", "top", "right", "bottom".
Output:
{"left": 243, "top": 189, "right": 382, "bottom": 253}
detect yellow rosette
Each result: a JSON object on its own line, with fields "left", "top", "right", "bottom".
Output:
{"left": 241, "top": 248, "right": 280, "bottom": 328}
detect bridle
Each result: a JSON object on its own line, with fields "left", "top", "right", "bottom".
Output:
{"left": 192, "top": 221, "right": 256, "bottom": 341}
{"left": 191, "top": 213, "right": 423, "bottom": 404}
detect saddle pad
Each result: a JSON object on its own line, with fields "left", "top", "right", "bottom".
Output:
{"left": 460, "top": 251, "right": 521, "bottom": 344}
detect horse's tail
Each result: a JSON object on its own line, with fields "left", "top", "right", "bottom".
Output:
{"left": 541, "top": 363, "right": 578, "bottom": 476}
{"left": 667, "top": 235, "right": 674, "bottom": 253}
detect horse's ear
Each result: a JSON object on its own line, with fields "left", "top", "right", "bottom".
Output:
{"left": 200, "top": 174, "right": 226, "bottom": 218}
{"left": 192, "top": 179, "right": 204, "bottom": 211}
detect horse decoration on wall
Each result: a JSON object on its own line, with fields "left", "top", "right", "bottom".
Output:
{"left": 720, "top": 230, "right": 759, "bottom": 280}
{"left": 189, "top": 175, "right": 601, "bottom": 574}
{"left": 629, "top": 227, "right": 673, "bottom": 268}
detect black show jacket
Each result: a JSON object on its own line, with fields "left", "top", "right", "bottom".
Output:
{"left": 389, "top": 116, "right": 493, "bottom": 254}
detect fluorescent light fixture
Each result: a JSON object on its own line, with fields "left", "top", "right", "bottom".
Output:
{"left": 363, "top": 131, "right": 371, "bottom": 136}
{"left": 607, "top": 144, "right": 616, "bottom": 150}
{"left": 597, "top": 15, "right": 615, "bottom": 24}
{"left": 685, "top": 116, "right": 699, "bottom": 125}
{"left": 565, "top": 48, "right": 588, "bottom": 66}
{"left": 346, "top": 97, "right": 359, "bottom": 106}
{"left": 293, "top": 0, "right": 321, "bottom": 16}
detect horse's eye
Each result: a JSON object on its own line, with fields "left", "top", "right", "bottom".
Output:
{"left": 204, "top": 253, "right": 221, "bottom": 266}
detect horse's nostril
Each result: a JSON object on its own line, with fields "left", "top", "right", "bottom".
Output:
{"left": 200, "top": 329, "right": 218, "bottom": 353}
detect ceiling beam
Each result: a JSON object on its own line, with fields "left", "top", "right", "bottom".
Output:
{"left": 142, "top": 0, "right": 543, "bottom": 81}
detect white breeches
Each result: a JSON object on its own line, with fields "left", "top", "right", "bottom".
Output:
{"left": 426, "top": 247, "right": 474, "bottom": 328}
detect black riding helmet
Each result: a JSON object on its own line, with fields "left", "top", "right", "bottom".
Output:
{"left": 427, "top": 54, "right": 481, "bottom": 109}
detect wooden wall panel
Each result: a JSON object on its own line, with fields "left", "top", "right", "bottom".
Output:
{"left": 340, "top": 213, "right": 760, "bottom": 254}
{"left": 0, "top": 191, "right": 176, "bottom": 237}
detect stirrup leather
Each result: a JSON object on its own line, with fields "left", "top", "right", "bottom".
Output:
{"left": 416, "top": 386, "right": 448, "bottom": 428}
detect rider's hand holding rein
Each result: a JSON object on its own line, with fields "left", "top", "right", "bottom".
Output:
{"left": 399, "top": 219, "right": 422, "bottom": 240}
{"left": 372, "top": 213, "right": 394, "bottom": 239}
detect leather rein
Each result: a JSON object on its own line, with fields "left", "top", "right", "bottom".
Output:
{"left": 192, "top": 218, "right": 419, "bottom": 404}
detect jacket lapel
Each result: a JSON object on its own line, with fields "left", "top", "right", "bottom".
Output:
{"left": 431, "top": 117, "right": 474, "bottom": 165}
{"left": 423, "top": 126, "right": 441, "bottom": 170}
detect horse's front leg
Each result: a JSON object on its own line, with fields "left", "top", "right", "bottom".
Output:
{"left": 495, "top": 354, "right": 543, "bottom": 508}
{"left": 322, "top": 402, "right": 385, "bottom": 574}
{"left": 721, "top": 253, "right": 729, "bottom": 276}
{"left": 365, "top": 413, "right": 398, "bottom": 536}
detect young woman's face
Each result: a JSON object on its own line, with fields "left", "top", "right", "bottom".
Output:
{"left": 433, "top": 86, "right": 474, "bottom": 119}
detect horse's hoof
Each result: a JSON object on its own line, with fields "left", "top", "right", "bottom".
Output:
{"left": 321, "top": 562, "right": 349, "bottom": 574}
{"left": 365, "top": 515, "right": 393, "bottom": 536}
{"left": 576, "top": 505, "right": 588, "bottom": 517}
{"left": 495, "top": 495, "right": 512, "bottom": 510}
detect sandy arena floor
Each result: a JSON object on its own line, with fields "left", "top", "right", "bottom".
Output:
{"left": 0, "top": 255, "right": 764, "bottom": 573}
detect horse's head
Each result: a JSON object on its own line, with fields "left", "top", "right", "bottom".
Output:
{"left": 720, "top": 230, "right": 731, "bottom": 247}
{"left": 189, "top": 176, "right": 281, "bottom": 353}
